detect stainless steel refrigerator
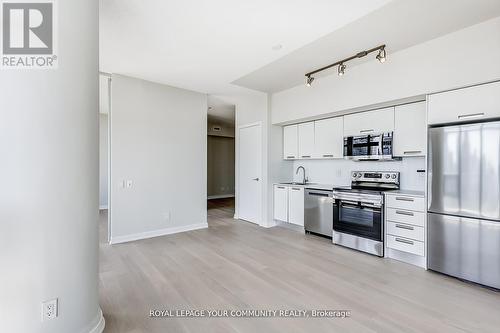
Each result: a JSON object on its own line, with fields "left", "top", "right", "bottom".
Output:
{"left": 428, "top": 120, "right": 500, "bottom": 289}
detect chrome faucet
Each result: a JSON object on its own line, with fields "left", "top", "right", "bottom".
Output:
{"left": 296, "top": 166, "right": 308, "bottom": 184}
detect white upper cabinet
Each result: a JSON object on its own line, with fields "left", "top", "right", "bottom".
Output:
{"left": 394, "top": 102, "right": 427, "bottom": 157}
{"left": 343, "top": 107, "right": 395, "bottom": 137}
{"left": 283, "top": 125, "right": 298, "bottom": 160}
{"left": 298, "top": 122, "right": 315, "bottom": 159}
{"left": 428, "top": 81, "right": 500, "bottom": 125}
{"left": 314, "top": 117, "right": 343, "bottom": 159}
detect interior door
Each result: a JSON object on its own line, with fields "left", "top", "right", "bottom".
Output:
{"left": 238, "top": 123, "right": 262, "bottom": 224}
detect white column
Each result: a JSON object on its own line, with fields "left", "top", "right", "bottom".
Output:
{"left": 0, "top": 0, "right": 103, "bottom": 332}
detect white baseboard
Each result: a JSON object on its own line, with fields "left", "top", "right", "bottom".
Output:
{"left": 84, "top": 308, "right": 105, "bottom": 333}
{"left": 109, "top": 222, "right": 208, "bottom": 244}
{"left": 99, "top": 205, "right": 108, "bottom": 210}
{"left": 207, "top": 194, "right": 235, "bottom": 200}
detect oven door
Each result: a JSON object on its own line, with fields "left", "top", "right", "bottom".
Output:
{"left": 333, "top": 200, "right": 382, "bottom": 241}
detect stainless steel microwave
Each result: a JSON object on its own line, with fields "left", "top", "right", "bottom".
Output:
{"left": 343, "top": 132, "right": 394, "bottom": 161}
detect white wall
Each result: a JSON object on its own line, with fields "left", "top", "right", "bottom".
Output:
{"left": 272, "top": 17, "right": 500, "bottom": 124}
{"left": 0, "top": 0, "right": 103, "bottom": 332}
{"left": 292, "top": 157, "right": 426, "bottom": 191}
{"left": 110, "top": 74, "right": 207, "bottom": 243}
{"left": 207, "top": 136, "right": 235, "bottom": 197}
{"left": 99, "top": 114, "right": 108, "bottom": 208}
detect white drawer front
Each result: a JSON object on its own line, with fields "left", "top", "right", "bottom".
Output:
{"left": 387, "top": 235, "right": 424, "bottom": 256}
{"left": 386, "top": 208, "right": 425, "bottom": 227}
{"left": 386, "top": 195, "right": 425, "bottom": 211}
{"left": 387, "top": 222, "right": 424, "bottom": 242}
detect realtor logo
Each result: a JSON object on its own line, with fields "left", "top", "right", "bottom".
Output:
{"left": 1, "top": 0, "right": 57, "bottom": 69}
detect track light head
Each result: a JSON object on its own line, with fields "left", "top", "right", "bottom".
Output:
{"left": 305, "top": 76, "right": 314, "bottom": 87}
{"left": 376, "top": 47, "right": 386, "bottom": 63}
{"left": 338, "top": 63, "right": 346, "bottom": 76}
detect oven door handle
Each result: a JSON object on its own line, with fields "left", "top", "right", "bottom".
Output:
{"left": 340, "top": 202, "right": 381, "bottom": 211}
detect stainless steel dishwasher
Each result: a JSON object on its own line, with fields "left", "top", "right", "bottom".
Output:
{"left": 304, "top": 188, "right": 334, "bottom": 238}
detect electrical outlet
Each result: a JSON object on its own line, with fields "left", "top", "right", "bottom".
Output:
{"left": 126, "top": 180, "right": 133, "bottom": 188}
{"left": 42, "top": 298, "right": 58, "bottom": 321}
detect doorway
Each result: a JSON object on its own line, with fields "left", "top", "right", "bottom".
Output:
{"left": 207, "top": 97, "right": 236, "bottom": 218}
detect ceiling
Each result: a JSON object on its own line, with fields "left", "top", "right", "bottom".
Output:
{"left": 99, "top": 0, "right": 390, "bottom": 95}
{"left": 234, "top": 0, "right": 500, "bottom": 92}
{"left": 208, "top": 96, "right": 235, "bottom": 125}
{"left": 100, "top": 0, "right": 500, "bottom": 96}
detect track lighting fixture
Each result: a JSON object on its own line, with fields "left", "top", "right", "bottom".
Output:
{"left": 305, "top": 75, "right": 314, "bottom": 87}
{"left": 337, "top": 63, "right": 346, "bottom": 76}
{"left": 376, "top": 47, "right": 386, "bottom": 63}
{"left": 304, "top": 44, "right": 386, "bottom": 86}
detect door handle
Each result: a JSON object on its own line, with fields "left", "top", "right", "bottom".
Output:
{"left": 395, "top": 224, "right": 414, "bottom": 230}
{"left": 395, "top": 238, "right": 414, "bottom": 245}
{"left": 252, "top": 178, "right": 259, "bottom": 181}
{"left": 458, "top": 112, "right": 484, "bottom": 119}
{"left": 396, "top": 210, "right": 414, "bottom": 216}
{"left": 395, "top": 197, "right": 414, "bottom": 202}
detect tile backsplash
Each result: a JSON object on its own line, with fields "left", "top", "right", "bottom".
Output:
{"left": 292, "top": 157, "right": 426, "bottom": 191}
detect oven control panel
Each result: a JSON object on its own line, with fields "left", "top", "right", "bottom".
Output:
{"left": 351, "top": 171, "right": 399, "bottom": 184}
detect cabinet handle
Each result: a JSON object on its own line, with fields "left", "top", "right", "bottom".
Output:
{"left": 395, "top": 197, "right": 414, "bottom": 202}
{"left": 404, "top": 151, "right": 422, "bottom": 154}
{"left": 458, "top": 112, "right": 484, "bottom": 119}
{"left": 323, "top": 154, "right": 334, "bottom": 157}
{"left": 286, "top": 156, "right": 295, "bottom": 159}
{"left": 360, "top": 129, "right": 374, "bottom": 133}
{"left": 277, "top": 186, "right": 285, "bottom": 189}
{"left": 301, "top": 155, "right": 311, "bottom": 158}
{"left": 396, "top": 210, "right": 414, "bottom": 216}
{"left": 395, "top": 238, "right": 414, "bottom": 245}
{"left": 395, "top": 224, "right": 414, "bottom": 230}
{"left": 291, "top": 188, "right": 301, "bottom": 191}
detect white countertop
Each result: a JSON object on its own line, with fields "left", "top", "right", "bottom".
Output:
{"left": 274, "top": 183, "right": 335, "bottom": 191}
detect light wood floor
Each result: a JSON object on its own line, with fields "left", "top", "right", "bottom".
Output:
{"left": 99, "top": 199, "right": 500, "bottom": 333}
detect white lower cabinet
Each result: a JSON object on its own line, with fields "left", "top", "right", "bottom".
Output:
{"left": 288, "top": 187, "right": 304, "bottom": 226}
{"left": 273, "top": 185, "right": 288, "bottom": 222}
{"left": 273, "top": 185, "right": 304, "bottom": 226}
{"left": 385, "top": 192, "right": 426, "bottom": 268}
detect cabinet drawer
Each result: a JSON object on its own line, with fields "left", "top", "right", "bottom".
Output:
{"left": 386, "top": 195, "right": 425, "bottom": 211}
{"left": 387, "top": 222, "right": 424, "bottom": 241}
{"left": 386, "top": 208, "right": 425, "bottom": 227}
{"left": 387, "top": 235, "right": 424, "bottom": 256}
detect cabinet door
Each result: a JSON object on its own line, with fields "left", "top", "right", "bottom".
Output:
{"left": 343, "top": 107, "right": 394, "bottom": 137}
{"left": 428, "top": 81, "right": 500, "bottom": 125}
{"left": 394, "top": 102, "right": 426, "bottom": 157}
{"left": 314, "top": 117, "right": 343, "bottom": 158}
{"left": 283, "top": 125, "right": 298, "bottom": 160}
{"left": 288, "top": 187, "right": 304, "bottom": 226}
{"left": 273, "top": 185, "right": 288, "bottom": 222}
{"left": 298, "top": 122, "right": 315, "bottom": 159}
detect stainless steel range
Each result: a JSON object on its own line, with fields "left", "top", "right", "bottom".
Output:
{"left": 333, "top": 171, "right": 400, "bottom": 257}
